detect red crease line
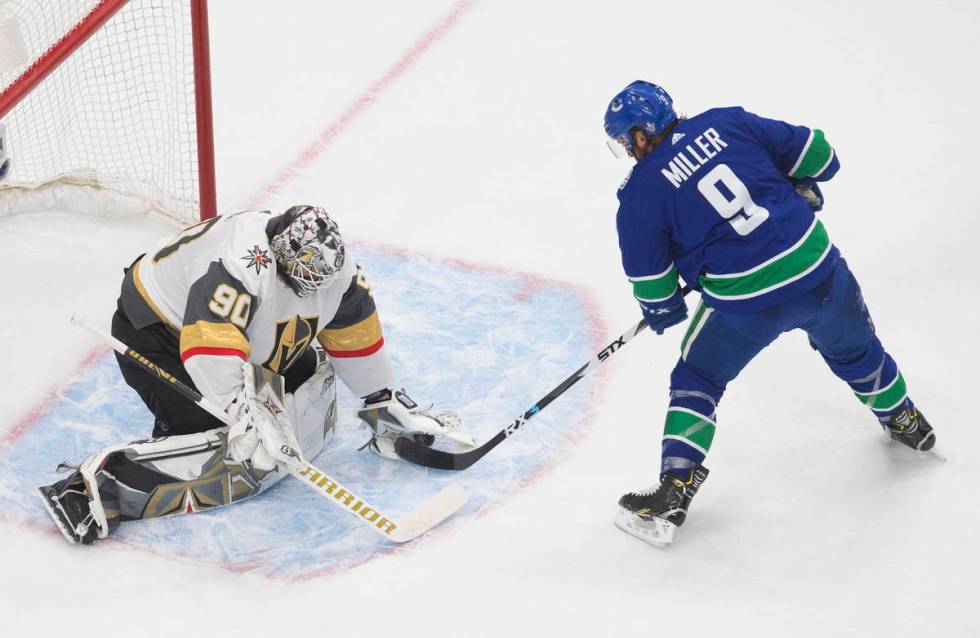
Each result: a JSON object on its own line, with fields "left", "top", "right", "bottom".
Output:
{"left": 246, "top": 0, "right": 479, "bottom": 209}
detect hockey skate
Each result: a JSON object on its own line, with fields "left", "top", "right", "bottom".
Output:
{"left": 614, "top": 465, "right": 709, "bottom": 547}
{"left": 37, "top": 471, "right": 101, "bottom": 545}
{"left": 882, "top": 405, "right": 940, "bottom": 456}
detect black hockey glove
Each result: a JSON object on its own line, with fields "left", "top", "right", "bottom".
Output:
{"left": 791, "top": 178, "right": 824, "bottom": 212}
{"left": 639, "top": 288, "right": 688, "bottom": 335}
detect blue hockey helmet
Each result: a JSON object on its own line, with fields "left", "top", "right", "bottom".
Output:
{"left": 604, "top": 81, "right": 676, "bottom": 157}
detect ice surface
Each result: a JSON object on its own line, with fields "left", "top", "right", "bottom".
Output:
{"left": 0, "top": 245, "right": 598, "bottom": 580}
{"left": 1, "top": 0, "right": 979, "bottom": 636}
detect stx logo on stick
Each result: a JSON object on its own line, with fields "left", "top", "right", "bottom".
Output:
{"left": 297, "top": 465, "right": 396, "bottom": 534}
{"left": 597, "top": 337, "right": 626, "bottom": 361}
{"left": 505, "top": 417, "right": 526, "bottom": 437}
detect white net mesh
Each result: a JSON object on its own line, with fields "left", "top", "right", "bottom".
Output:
{"left": 0, "top": 0, "right": 204, "bottom": 223}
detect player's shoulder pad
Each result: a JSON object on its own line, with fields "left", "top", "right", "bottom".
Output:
{"left": 325, "top": 261, "right": 377, "bottom": 329}
{"left": 615, "top": 166, "right": 650, "bottom": 213}
{"left": 184, "top": 258, "right": 257, "bottom": 329}
{"left": 617, "top": 167, "right": 635, "bottom": 193}
{"left": 218, "top": 210, "right": 278, "bottom": 293}
{"left": 693, "top": 105, "right": 751, "bottom": 128}
{"left": 695, "top": 106, "right": 774, "bottom": 143}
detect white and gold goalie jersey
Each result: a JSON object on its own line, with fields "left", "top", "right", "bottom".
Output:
{"left": 119, "top": 209, "right": 395, "bottom": 409}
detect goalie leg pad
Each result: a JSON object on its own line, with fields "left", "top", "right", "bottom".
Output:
{"left": 38, "top": 428, "right": 286, "bottom": 544}
{"left": 285, "top": 349, "right": 337, "bottom": 461}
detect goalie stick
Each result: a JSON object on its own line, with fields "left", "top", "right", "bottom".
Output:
{"left": 69, "top": 314, "right": 467, "bottom": 543}
{"left": 394, "top": 288, "right": 694, "bottom": 470}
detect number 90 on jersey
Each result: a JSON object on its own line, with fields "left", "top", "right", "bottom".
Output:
{"left": 209, "top": 284, "right": 252, "bottom": 329}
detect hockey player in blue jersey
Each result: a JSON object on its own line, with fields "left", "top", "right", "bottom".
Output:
{"left": 603, "top": 81, "right": 936, "bottom": 548}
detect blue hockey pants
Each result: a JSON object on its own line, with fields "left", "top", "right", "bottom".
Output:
{"left": 660, "top": 258, "right": 912, "bottom": 476}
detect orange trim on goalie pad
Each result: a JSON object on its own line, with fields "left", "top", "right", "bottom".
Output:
{"left": 318, "top": 311, "right": 384, "bottom": 357}
{"left": 180, "top": 320, "right": 251, "bottom": 361}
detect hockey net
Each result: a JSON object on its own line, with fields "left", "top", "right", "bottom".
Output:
{"left": 0, "top": 0, "right": 215, "bottom": 223}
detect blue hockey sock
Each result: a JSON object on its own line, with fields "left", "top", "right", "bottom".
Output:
{"left": 847, "top": 354, "right": 912, "bottom": 422}
{"left": 662, "top": 361, "right": 724, "bottom": 478}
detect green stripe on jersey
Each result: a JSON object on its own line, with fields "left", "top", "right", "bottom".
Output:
{"left": 663, "top": 407, "right": 716, "bottom": 454}
{"left": 855, "top": 373, "right": 908, "bottom": 411}
{"left": 630, "top": 265, "right": 679, "bottom": 302}
{"left": 699, "top": 220, "right": 831, "bottom": 301}
{"left": 791, "top": 129, "right": 834, "bottom": 179}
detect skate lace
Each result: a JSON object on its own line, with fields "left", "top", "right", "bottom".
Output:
{"left": 55, "top": 487, "right": 88, "bottom": 501}
{"left": 357, "top": 435, "right": 378, "bottom": 452}
{"left": 53, "top": 488, "right": 96, "bottom": 537}
{"left": 630, "top": 483, "right": 663, "bottom": 497}
{"left": 75, "top": 512, "right": 95, "bottom": 536}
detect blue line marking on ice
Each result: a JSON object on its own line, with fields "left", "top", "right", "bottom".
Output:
{"left": 0, "top": 247, "right": 596, "bottom": 580}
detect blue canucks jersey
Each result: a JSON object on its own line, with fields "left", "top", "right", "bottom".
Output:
{"left": 616, "top": 107, "right": 841, "bottom": 314}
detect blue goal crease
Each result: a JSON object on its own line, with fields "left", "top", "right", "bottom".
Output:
{"left": 0, "top": 247, "right": 597, "bottom": 580}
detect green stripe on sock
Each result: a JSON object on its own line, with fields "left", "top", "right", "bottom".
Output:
{"left": 630, "top": 266, "right": 679, "bottom": 302}
{"left": 699, "top": 220, "right": 830, "bottom": 300}
{"left": 664, "top": 408, "right": 716, "bottom": 452}
{"left": 855, "top": 373, "right": 908, "bottom": 411}
{"left": 791, "top": 129, "right": 833, "bottom": 179}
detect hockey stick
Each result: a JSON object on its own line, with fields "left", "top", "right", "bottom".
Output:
{"left": 395, "top": 287, "right": 694, "bottom": 470}
{"left": 69, "top": 314, "right": 467, "bottom": 543}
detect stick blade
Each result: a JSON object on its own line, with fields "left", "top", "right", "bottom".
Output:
{"left": 395, "top": 438, "right": 465, "bottom": 469}
{"left": 388, "top": 483, "right": 468, "bottom": 543}
{"left": 395, "top": 434, "right": 499, "bottom": 470}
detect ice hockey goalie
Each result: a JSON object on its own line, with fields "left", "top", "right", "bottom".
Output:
{"left": 38, "top": 205, "right": 472, "bottom": 545}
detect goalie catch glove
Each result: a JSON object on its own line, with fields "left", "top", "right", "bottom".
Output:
{"left": 357, "top": 389, "right": 473, "bottom": 461}
{"left": 226, "top": 362, "right": 303, "bottom": 472}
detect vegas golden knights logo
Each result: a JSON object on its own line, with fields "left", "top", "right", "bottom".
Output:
{"left": 263, "top": 315, "right": 320, "bottom": 373}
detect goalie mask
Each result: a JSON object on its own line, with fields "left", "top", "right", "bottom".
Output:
{"left": 269, "top": 205, "right": 346, "bottom": 297}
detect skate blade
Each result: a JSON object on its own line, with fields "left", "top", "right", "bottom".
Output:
{"left": 880, "top": 432, "right": 947, "bottom": 461}
{"left": 36, "top": 488, "right": 78, "bottom": 545}
{"left": 613, "top": 508, "right": 676, "bottom": 547}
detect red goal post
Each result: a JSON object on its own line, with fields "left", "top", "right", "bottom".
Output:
{"left": 0, "top": 0, "right": 217, "bottom": 222}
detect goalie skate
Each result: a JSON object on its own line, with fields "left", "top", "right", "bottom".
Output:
{"left": 37, "top": 473, "right": 100, "bottom": 545}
